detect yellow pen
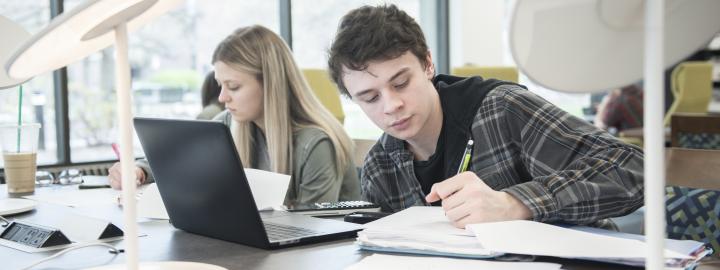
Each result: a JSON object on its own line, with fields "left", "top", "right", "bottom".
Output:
{"left": 456, "top": 140, "right": 474, "bottom": 174}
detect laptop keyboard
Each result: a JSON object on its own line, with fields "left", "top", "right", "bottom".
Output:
{"left": 264, "top": 222, "right": 322, "bottom": 242}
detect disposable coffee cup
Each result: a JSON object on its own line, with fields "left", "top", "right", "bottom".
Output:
{"left": 1, "top": 123, "right": 41, "bottom": 194}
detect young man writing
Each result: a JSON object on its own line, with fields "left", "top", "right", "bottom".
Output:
{"left": 328, "top": 5, "right": 644, "bottom": 228}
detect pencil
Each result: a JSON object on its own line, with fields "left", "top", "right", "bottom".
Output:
{"left": 111, "top": 143, "right": 121, "bottom": 160}
{"left": 456, "top": 140, "right": 474, "bottom": 174}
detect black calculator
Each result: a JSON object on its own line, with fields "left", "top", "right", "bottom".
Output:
{"left": 287, "top": 201, "right": 380, "bottom": 216}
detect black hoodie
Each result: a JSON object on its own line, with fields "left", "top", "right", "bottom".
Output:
{"left": 414, "top": 74, "right": 524, "bottom": 195}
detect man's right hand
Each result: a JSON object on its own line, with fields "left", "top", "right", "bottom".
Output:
{"left": 425, "top": 172, "right": 532, "bottom": 228}
{"left": 108, "top": 162, "right": 146, "bottom": 190}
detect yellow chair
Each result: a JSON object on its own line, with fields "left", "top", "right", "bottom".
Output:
{"left": 664, "top": 61, "right": 713, "bottom": 126}
{"left": 451, "top": 66, "right": 519, "bottom": 83}
{"left": 302, "top": 69, "right": 345, "bottom": 124}
{"left": 352, "top": 139, "right": 376, "bottom": 167}
{"left": 617, "top": 61, "right": 712, "bottom": 147}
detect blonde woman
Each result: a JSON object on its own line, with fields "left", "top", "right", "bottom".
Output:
{"left": 110, "top": 25, "right": 360, "bottom": 205}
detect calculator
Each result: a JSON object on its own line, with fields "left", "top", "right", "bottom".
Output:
{"left": 287, "top": 201, "right": 381, "bottom": 217}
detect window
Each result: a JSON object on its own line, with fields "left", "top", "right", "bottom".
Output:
{"left": 63, "top": 0, "right": 280, "bottom": 162}
{"left": 3, "top": 1, "right": 455, "bottom": 167}
{"left": 292, "top": 0, "right": 433, "bottom": 139}
{"left": 0, "top": 1, "right": 56, "bottom": 168}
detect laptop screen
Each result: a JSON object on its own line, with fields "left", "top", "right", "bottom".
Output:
{"left": 134, "top": 117, "right": 270, "bottom": 246}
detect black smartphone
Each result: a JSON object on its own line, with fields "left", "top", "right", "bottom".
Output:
{"left": 286, "top": 201, "right": 381, "bottom": 217}
{"left": 343, "top": 211, "right": 391, "bottom": 224}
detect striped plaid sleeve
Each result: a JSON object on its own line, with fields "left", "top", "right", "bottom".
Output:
{"left": 488, "top": 86, "right": 644, "bottom": 224}
{"left": 359, "top": 144, "right": 394, "bottom": 212}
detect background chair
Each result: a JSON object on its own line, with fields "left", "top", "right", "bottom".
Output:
{"left": 302, "top": 69, "right": 345, "bottom": 124}
{"left": 617, "top": 61, "right": 712, "bottom": 146}
{"left": 451, "top": 66, "right": 519, "bottom": 83}
{"left": 670, "top": 113, "right": 720, "bottom": 150}
{"left": 352, "top": 139, "right": 376, "bottom": 168}
{"left": 351, "top": 138, "right": 376, "bottom": 178}
{"left": 663, "top": 61, "right": 713, "bottom": 126}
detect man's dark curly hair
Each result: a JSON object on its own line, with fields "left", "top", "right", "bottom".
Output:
{"left": 328, "top": 4, "right": 429, "bottom": 98}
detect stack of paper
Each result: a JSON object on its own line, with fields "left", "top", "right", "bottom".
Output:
{"left": 468, "top": 220, "right": 712, "bottom": 269}
{"left": 357, "top": 207, "right": 500, "bottom": 258}
{"left": 356, "top": 206, "right": 711, "bottom": 269}
{"left": 345, "top": 254, "right": 561, "bottom": 270}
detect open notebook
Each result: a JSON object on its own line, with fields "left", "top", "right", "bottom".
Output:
{"left": 358, "top": 206, "right": 711, "bottom": 269}
{"left": 358, "top": 206, "right": 500, "bottom": 259}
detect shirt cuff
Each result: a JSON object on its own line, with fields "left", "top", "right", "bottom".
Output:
{"left": 135, "top": 160, "right": 154, "bottom": 183}
{"left": 503, "top": 181, "right": 559, "bottom": 222}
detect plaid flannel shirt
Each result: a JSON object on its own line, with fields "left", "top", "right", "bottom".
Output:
{"left": 361, "top": 83, "right": 644, "bottom": 225}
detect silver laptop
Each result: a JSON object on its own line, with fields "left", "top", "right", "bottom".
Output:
{"left": 134, "top": 117, "right": 362, "bottom": 249}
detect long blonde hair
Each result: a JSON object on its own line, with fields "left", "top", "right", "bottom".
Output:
{"left": 212, "top": 25, "right": 353, "bottom": 175}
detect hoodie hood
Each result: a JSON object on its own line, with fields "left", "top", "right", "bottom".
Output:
{"left": 378, "top": 74, "right": 524, "bottom": 169}
{"left": 432, "top": 74, "right": 525, "bottom": 177}
{"left": 434, "top": 74, "right": 524, "bottom": 137}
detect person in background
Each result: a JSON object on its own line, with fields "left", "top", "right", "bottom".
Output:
{"left": 594, "top": 84, "right": 644, "bottom": 135}
{"left": 591, "top": 48, "right": 713, "bottom": 132}
{"left": 110, "top": 25, "right": 360, "bottom": 205}
{"left": 327, "top": 4, "right": 644, "bottom": 228}
{"left": 196, "top": 71, "right": 224, "bottom": 120}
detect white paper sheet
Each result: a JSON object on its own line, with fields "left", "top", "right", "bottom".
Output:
{"left": 467, "top": 220, "right": 692, "bottom": 259}
{"left": 23, "top": 188, "right": 119, "bottom": 207}
{"left": 81, "top": 175, "right": 111, "bottom": 185}
{"left": 138, "top": 183, "right": 169, "bottom": 219}
{"left": 136, "top": 169, "right": 290, "bottom": 219}
{"left": 243, "top": 168, "right": 290, "bottom": 210}
{"left": 357, "top": 206, "right": 496, "bottom": 258}
{"left": 570, "top": 226, "right": 706, "bottom": 257}
{"left": 363, "top": 206, "right": 470, "bottom": 236}
{"left": 344, "top": 254, "right": 562, "bottom": 270}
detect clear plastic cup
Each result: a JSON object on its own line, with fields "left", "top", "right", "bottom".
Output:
{"left": 1, "top": 123, "right": 41, "bottom": 194}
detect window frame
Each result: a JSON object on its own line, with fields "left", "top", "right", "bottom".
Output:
{"left": 2, "top": 0, "right": 448, "bottom": 172}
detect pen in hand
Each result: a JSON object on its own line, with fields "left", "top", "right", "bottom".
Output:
{"left": 111, "top": 143, "right": 121, "bottom": 160}
{"left": 456, "top": 140, "right": 474, "bottom": 174}
{"left": 425, "top": 139, "right": 475, "bottom": 204}
{"left": 110, "top": 143, "right": 143, "bottom": 186}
